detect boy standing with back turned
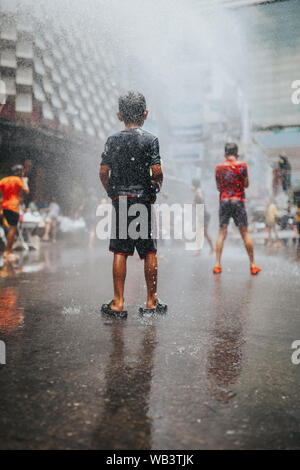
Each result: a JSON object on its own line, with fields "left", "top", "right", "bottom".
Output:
{"left": 100, "top": 91, "right": 167, "bottom": 317}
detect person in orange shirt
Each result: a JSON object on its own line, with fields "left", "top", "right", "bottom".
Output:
{"left": 0, "top": 164, "right": 29, "bottom": 260}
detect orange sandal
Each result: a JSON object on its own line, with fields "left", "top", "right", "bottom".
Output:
{"left": 250, "top": 265, "right": 261, "bottom": 275}
{"left": 213, "top": 265, "right": 222, "bottom": 274}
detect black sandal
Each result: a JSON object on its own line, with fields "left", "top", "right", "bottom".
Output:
{"left": 101, "top": 300, "right": 128, "bottom": 319}
{"left": 139, "top": 298, "right": 168, "bottom": 315}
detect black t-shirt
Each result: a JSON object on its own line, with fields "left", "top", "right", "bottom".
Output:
{"left": 100, "top": 128, "right": 161, "bottom": 200}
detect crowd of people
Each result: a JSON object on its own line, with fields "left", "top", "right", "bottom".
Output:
{"left": 0, "top": 164, "right": 108, "bottom": 261}
{"left": 262, "top": 198, "right": 300, "bottom": 246}
{"left": 1, "top": 92, "right": 300, "bottom": 280}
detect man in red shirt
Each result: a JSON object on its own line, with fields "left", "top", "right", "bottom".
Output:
{"left": 214, "top": 143, "right": 261, "bottom": 275}
{"left": 0, "top": 165, "right": 30, "bottom": 260}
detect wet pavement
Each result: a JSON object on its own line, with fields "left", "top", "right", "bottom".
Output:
{"left": 0, "top": 240, "right": 299, "bottom": 450}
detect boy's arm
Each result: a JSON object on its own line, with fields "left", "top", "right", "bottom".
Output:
{"left": 151, "top": 164, "right": 163, "bottom": 193}
{"left": 99, "top": 138, "right": 112, "bottom": 194}
{"left": 100, "top": 165, "right": 110, "bottom": 192}
{"left": 243, "top": 164, "right": 249, "bottom": 188}
{"left": 150, "top": 138, "right": 163, "bottom": 193}
{"left": 215, "top": 167, "right": 221, "bottom": 192}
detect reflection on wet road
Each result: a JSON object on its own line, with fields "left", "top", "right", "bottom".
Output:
{"left": 206, "top": 277, "right": 251, "bottom": 404}
{"left": 92, "top": 322, "right": 156, "bottom": 450}
{"left": 0, "top": 242, "right": 299, "bottom": 449}
{"left": 0, "top": 287, "right": 24, "bottom": 334}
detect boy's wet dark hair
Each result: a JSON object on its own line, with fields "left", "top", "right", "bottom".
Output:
{"left": 119, "top": 91, "right": 147, "bottom": 125}
{"left": 225, "top": 142, "right": 238, "bottom": 156}
{"left": 11, "top": 164, "right": 24, "bottom": 176}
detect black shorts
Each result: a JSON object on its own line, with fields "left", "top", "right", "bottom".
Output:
{"left": 109, "top": 197, "right": 157, "bottom": 259}
{"left": 219, "top": 200, "right": 248, "bottom": 227}
{"left": 3, "top": 209, "right": 19, "bottom": 227}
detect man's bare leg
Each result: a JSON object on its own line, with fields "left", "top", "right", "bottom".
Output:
{"left": 194, "top": 223, "right": 203, "bottom": 256}
{"left": 273, "top": 225, "right": 280, "bottom": 244}
{"left": 43, "top": 222, "right": 51, "bottom": 241}
{"left": 239, "top": 226, "right": 255, "bottom": 267}
{"left": 205, "top": 227, "right": 214, "bottom": 254}
{"left": 51, "top": 220, "right": 57, "bottom": 242}
{"left": 4, "top": 226, "right": 18, "bottom": 258}
{"left": 144, "top": 252, "right": 158, "bottom": 309}
{"left": 215, "top": 225, "right": 227, "bottom": 266}
{"left": 88, "top": 230, "right": 95, "bottom": 249}
{"left": 111, "top": 254, "right": 128, "bottom": 311}
{"left": 266, "top": 227, "right": 272, "bottom": 246}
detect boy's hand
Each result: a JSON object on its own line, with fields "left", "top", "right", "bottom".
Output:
{"left": 151, "top": 181, "right": 161, "bottom": 193}
{"left": 151, "top": 164, "right": 163, "bottom": 193}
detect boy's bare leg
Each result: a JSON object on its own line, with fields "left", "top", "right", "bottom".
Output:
{"left": 144, "top": 252, "right": 158, "bottom": 309}
{"left": 215, "top": 225, "right": 227, "bottom": 266}
{"left": 4, "top": 226, "right": 18, "bottom": 257}
{"left": 239, "top": 226, "right": 255, "bottom": 267}
{"left": 111, "top": 254, "right": 127, "bottom": 311}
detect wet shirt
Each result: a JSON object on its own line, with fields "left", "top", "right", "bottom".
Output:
{"left": 48, "top": 202, "right": 60, "bottom": 219}
{"left": 215, "top": 159, "right": 248, "bottom": 202}
{"left": 100, "top": 128, "right": 161, "bottom": 200}
{"left": 0, "top": 176, "right": 25, "bottom": 213}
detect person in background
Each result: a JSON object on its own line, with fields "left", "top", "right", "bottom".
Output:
{"left": 23, "top": 159, "right": 32, "bottom": 178}
{"left": 42, "top": 197, "right": 60, "bottom": 243}
{"left": 0, "top": 164, "right": 30, "bottom": 261}
{"left": 278, "top": 153, "right": 291, "bottom": 194}
{"left": 289, "top": 203, "right": 297, "bottom": 244}
{"left": 76, "top": 188, "right": 99, "bottom": 249}
{"left": 38, "top": 200, "right": 49, "bottom": 212}
{"left": 296, "top": 201, "right": 300, "bottom": 245}
{"left": 214, "top": 143, "right": 261, "bottom": 276}
{"left": 191, "top": 178, "right": 214, "bottom": 255}
{"left": 22, "top": 159, "right": 32, "bottom": 206}
{"left": 265, "top": 198, "right": 280, "bottom": 246}
{"left": 0, "top": 79, "right": 6, "bottom": 114}
{"left": 28, "top": 199, "right": 39, "bottom": 213}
